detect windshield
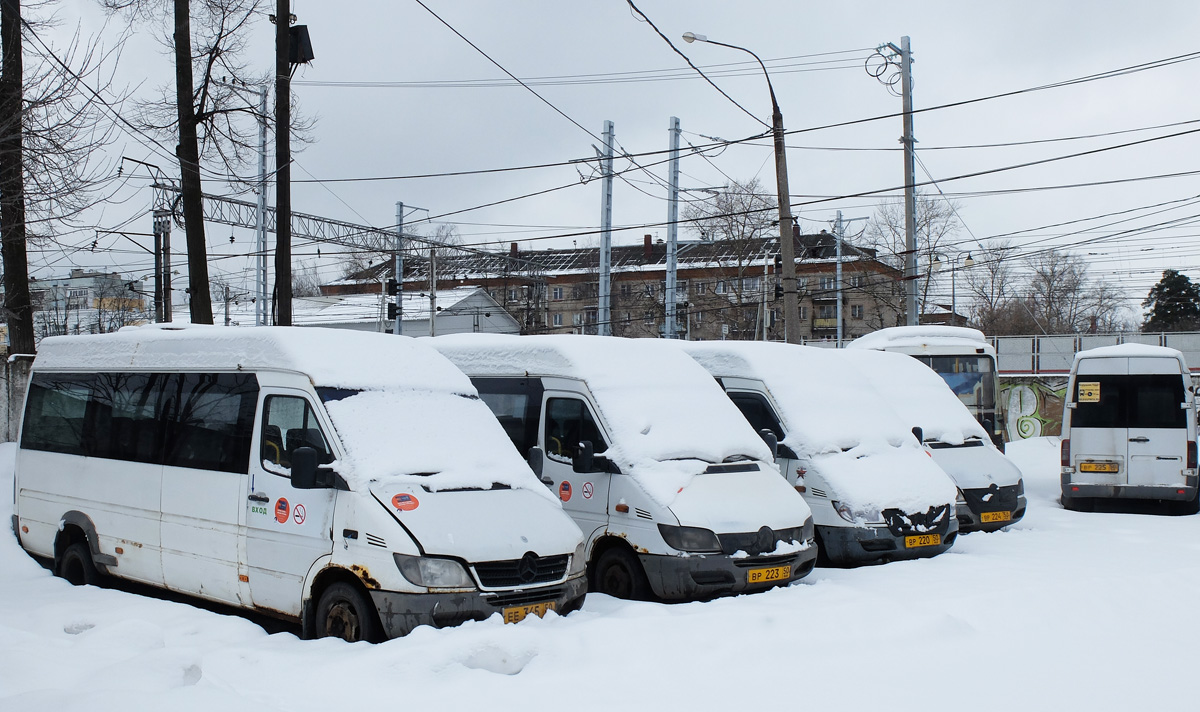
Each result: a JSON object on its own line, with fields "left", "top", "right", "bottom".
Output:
{"left": 917, "top": 355, "right": 997, "bottom": 410}
{"left": 315, "top": 386, "right": 550, "bottom": 496}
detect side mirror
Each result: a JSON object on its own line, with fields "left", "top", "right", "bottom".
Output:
{"left": 528, "top": 446, "right": 552, "bottom": 485}
{"left": 573, "top": 440, "right": 595, "bottom": 473}
{"left": 291, "top": 446, "right": 319, "bottom": 489}
{"left": 911, "top": 426, "right": 924, "bottom": 445}
{"left": 760, "top": 428, "right": 779, "bottom": 459}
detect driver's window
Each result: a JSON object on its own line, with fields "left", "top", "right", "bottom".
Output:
{"left": 544, "top": 397, "right": 606, "bottom": 462}
{"left": 261, "top": 395, "right": 333, "bottom": 475}
{"left": 728, "top": 392, "right": 785, "bottom": 441}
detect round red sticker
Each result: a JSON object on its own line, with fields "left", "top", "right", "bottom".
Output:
{"left": 559, "top": 481, "right": 572, "bottom": 502}
{"left": 392, "top": 493, "right": 420, "bottom": 511}
{"left": 274, "top": 498, "right": 290, "bottom": 524}
{"left": 293, "top": 503, "right": 307, "bottom": 525}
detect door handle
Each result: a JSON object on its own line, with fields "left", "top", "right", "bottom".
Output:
{"left": 248, "top": 493, "right": 270, "bottom": 503}
{"left": 1129, "top": 437, "right": 1150, "bottom": 443}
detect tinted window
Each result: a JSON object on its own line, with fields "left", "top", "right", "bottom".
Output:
{"left": 1072, "top": 374, "right": 1186, "bottom": 429}
{"left": 262, "top": 395, "right": 334, "bottom": 474}
{"left": 89, "top": 373, "right": 168, "bottom": 463}
{"left": 472, "top": 377, "right": 544, "bottom": 455}
{"left": 21, "top": 373, "right": 92, "bottom": 455}
{"left": 163, "top": 373, "right": 259, "bottom": 473}
{"left": 544, "top": 397, "right": 607, "bottom": 461}
{"left": 728, "top": 392, "right": 785, "bottom": 442}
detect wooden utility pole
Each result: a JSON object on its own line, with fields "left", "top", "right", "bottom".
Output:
{"left": 273, "top": 0, "right": 292, "bottom": 325}
{"left": 173, "top": 0, "right": 213, "bottom": 324}
{"left": 0, "top": 0, "right": 34, "bottom": 352}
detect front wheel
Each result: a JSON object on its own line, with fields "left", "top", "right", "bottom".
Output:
{"left": 315, "top": 582, "right": 382, "bottom": 643}
{"left": 591, "top": 547, "right": 651, "bottom": 600}
{"left": 56, "top": 541, "right": 102, "bottom": 587}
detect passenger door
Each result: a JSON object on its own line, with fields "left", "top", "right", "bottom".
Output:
{"left": 540, "top": 393, "right": 612, "bottom": 541}
{"left": 1070, "top": 367, "right": 1129, "bottom": 486}
{"left": 159, "top": 373, "right": 259, "bottom": 605}
{"left": 1125, "top": 366, "right": 1188, "bottom": 486}
{"left": 244, "top": 390, "right": 337, "bottom": 616}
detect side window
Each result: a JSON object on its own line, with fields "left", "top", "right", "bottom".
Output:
{"left": 478, "top": 391, "right": 531, "bottom": 454}
{"left": 728, "top": 392, "right": 785, "bottom": 442}
{"left": 21, "top": 373, "right": 93, "bottom": 455}
{"left": 262, "top": 395, "right": 334, "bottom": 475}
{"left": 89, "top": 373, "right": 168, "bottom": 463}
{"left": 472, "top": 377, "right": 544, "bottom": 455}
{"left": 544, "top": 397, "right": 607, "bottom": 461}
{"left": 164, "top": 373, "right": 259, "bottom": 473}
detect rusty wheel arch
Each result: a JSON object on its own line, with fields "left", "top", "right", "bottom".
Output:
{"left": 303, "top": 566, "right": 375, "bottom": 640}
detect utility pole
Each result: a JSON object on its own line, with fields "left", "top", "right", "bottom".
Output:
{"left": 899, "top": 35, "right": 918, "bottom": 326}
{"left": 392, "top": 202, "right": 427, "bottom": 336}
{"left": 224, "top": 284, "right": 231, "bottom": 326}
{"left": 273, "top": 0, "right": 292, "bottom": 326}
{"left": 152, "top": 210, "right": 170, "bottom": 322}
{"left": 665, "top": 117, "right": 681, "bottom": 339}
{"left": 254, "top": 85, "right": 268, "bottom": 326}
{"left": 428, "top": 247, "right": 437, "bottom": 337}
{"left": 598, "top": 120, "right": 614, "bottom": 337}
{"left": 833, "top": 211, "right": 868, "bottom": 347}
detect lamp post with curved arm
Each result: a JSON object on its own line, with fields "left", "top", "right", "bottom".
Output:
{"left": 683, "top": 32, "right": 800, "bottom": 344}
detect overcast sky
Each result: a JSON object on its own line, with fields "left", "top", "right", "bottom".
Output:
{"left": 39, "top": 0, "right": 1200, "bottom": 319}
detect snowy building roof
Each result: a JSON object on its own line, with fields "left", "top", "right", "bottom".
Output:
{"left": 216, "top": 287, "right": 492, "bottom": 327}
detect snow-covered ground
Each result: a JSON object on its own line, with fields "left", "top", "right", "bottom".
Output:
{"left": 4, "top": 437, "right": 1199, "bottom": 711}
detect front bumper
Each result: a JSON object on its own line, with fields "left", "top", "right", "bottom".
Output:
{"left": 638, "top": 540, "right": 817, "bottom": 601}
{"left": 1060, "top": 472, "right": 1199, "bottom": 502}
{"left": 369, "top": 573, "right": 587, "bottom": 639}
{"left": 957, "top": 496, "right": 1027, "bottom": 533}
{"left": 818, "top": 518, "right": 958, "bottom": 566}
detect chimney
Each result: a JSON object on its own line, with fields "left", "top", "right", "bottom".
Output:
{"left": 644, "top": 234, "right": 652, "bottom": 258}
{"left": 510, "top": 242, "right": 518, "bottom": 257}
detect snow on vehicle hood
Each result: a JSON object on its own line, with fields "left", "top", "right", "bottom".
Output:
{"left": 928, "top": 443, "right": 1023, "bottom": 490}
{"left": 811, "top": 445, "right": 958, "bottom": 514}
{"left": 322, "top": 388, "right": 557, "bottom": 502}
{"left": 368, "top": 483, "right": 581, "bottom": 560}
{"left": 429, "top": 334, "right": 773, "bottom": 506}
{"left": 835, "top": 348, "right": 990, "bottom": 446}
{"left": 666, "top": 464, "right": 812, "bottom": 533}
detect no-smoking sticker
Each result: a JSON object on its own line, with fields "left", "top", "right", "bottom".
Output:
{"left": 293, "top": 503, "right": 306, "bottom": 525}
{"left": 582, "top": 482, "right": 594, "bottom": 499}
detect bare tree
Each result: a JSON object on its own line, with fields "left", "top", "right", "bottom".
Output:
{"left": 291, "top": 259, "right": 322, "bottom": 297}
{"left": 92, "top": 277, "right": 149, "bottom": 332}
{"left": 861, "top": 192, "right": 963, "bottom": 322}
{"left": 2, "top": 1, "right": 122, "bottom": 353}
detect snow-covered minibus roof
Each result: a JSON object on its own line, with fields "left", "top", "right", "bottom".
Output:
{"left": 847, "top": 325, "right": 996, "bottom": 357}
{"left": 1073, "top": 343, "right": 1189, "bottom": 368}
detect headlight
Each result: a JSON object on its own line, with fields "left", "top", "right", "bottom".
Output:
{"left": 657, "top": 524, "right": 721, "bottom": 553}
{"left": 393, "top": 553, "right": 475, "bottom": 589}
{"left": 956, "top": 488, "right": 966, "bottom": 504}
{"left": 568, "top": 541, "right": 587, "bottom": 575}
{"left": 832, "top": 500, "right": 881, "bottom": 524}
{"left": 774, "top": 525, "right": 805, "bottom": 544}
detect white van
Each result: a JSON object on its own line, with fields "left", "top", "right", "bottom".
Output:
{"left": 1060, "top": 344, "right": 1198, "bottom": 513}
{"left": 429, "top": 334, "right": 817, "bottom": 601}
{"left": 837, "top": 348, "right": 1025, "bottom": 532}
{"left": 681, "top": 341, "right": 960, "bottom": 566}
{"left": 12, "top": 325, "right": 586, "bottom": 642}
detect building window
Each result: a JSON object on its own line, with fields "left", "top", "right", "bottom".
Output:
{"left": 552, "top": 313, "right": 563, "bottom": 326}
{"left": 797, "top": 277, "right": 809, "bottom": 292}
{"left": 849, "top": 274, "right": 865, "bottom": 289}
{"left": 507, "top": 288, "right": 519, "bottom": 301}
{"left": 696, "top": 281, "right": 707, "bottom": 294}
{"left": 818, "top": 277, "right": 835, "bottom": 291}
{"left": 740, "top": 277, "right": 759, "bottom": 292}
{"left": 643, "top": 311, "right": 655, "bottom": 324}
{"left": 644, "top": 283, "right": 656, "bottom": 296}
{"left": 585, "top": 308, "right": 597, "bottom": 324}
{"left": 552, "top": 286, "right": 563, "bottom": 300}
{"left": 620, "top": 283, "right": 632, "bottom": 298}
{"left": 851, "top": 304, "right": 864, "bottom": 319}
{"left": 572, "top": 313, "right": 582, "bottom": 326}
{"left": 715, "top": 280, "right": 727, "bottom": 295}
{"left": 799, "top": 306, "right": 808, "bottom": 320}
{"left": 817, "top": 305, "right": 835, "bottom": 319}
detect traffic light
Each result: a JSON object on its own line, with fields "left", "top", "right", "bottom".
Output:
{"left": 774, "top": 280, "right": 783, "bottom": 300}
{"left": 773, "top": 253, "right": 782, "bottom": 270}
{"left": 387, "top": 303, "right": 398, "bottom": 320}
{"left": 386, "top": 279, "right": 399, "bottom": 296}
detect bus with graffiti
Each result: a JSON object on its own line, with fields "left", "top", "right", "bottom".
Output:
{"left": 848, "top": 326, "right": 1005, "bottom": 448}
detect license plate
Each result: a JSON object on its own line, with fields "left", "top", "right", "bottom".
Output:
{"left": 502, "top": 600, "right": 555, "bottom": 624}
{"left": 980, "top": 511, "right": 1012, "bottom": 523}
{"left": 904, "top": 534, "right": 941, "bottom": 548}
{"left": 746, "top": 564, "right": 791, "bottom": 584}
{"left": 1080, "top": 462, "right": 1119, "bottom": 473}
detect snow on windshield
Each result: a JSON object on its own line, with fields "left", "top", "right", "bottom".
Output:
{"left": 430, "top": 334, "right": 773, "bottom": 505}
{"left": 836, "top": 348, "right": 989, "bottom": 446}
{"left": 321, "top": 389, "right": 555, "bottom": 500}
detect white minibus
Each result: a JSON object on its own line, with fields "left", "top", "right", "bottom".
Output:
{"left": 430, "top": 334, "right": 817, "bottom": 601}
{"left": 12, "top": 325, "right": 586, "bottom": 642}
{"left": 1060, "top": 344, "right": 1198, "bottom": 513}
{"left": 682, "top": 341, "right": 960, "bottom": 566}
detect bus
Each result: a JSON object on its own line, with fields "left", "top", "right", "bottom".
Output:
{"left": 848, "top": 325, "right": 1004, "bottom": 448}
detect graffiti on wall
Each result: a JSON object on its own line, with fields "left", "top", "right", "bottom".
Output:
{"left": 1000, "top": 377, "right": 1068, "bottom": 441}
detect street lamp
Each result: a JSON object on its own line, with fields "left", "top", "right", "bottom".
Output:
{"left": 683, "top": 32, "right": 800, "bottom": 344}
{"left": 932, "top": 252, "right": 974, "bottom": 324}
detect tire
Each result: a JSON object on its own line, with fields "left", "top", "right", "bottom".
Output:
{"left": 591, "top": 547, "right": 651, "bottom": 600}
{"left": 1171, "top": 492, "right": 1200, "bottom": 516}
{"left": 1062, "top": 494, "right": 1093, "bottom": 512}
{"left": 314, "top": 582, "right": 381, "bottom": 643}
{"left": 56, "top": 541, "right": 102, "bottom": 587}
